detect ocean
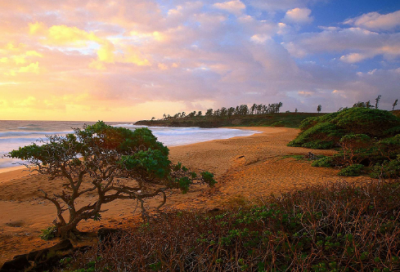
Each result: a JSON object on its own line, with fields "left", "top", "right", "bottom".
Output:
{"left": 0, "top": 120, "right": 258, "bottom": 170}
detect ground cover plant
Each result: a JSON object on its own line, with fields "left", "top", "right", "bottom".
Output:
{"left": 289, "top": 108, "right": 400, "bottom": 177}
{"left": 7, "top": 121, "right": 215, "bottom": 240}
{"left": 58, "top": 179, "right": 400, "bottom": 272}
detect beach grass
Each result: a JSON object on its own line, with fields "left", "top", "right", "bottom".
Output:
{"left": 59, "top": 179, "right": 400, "bottom": 272}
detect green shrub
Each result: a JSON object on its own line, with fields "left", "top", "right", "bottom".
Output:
{"left": 370, "top": 156, "right": 400, "bottom": 179}
{"left": 289, "top": 108, "right": 400, "bottom": 149}
{"left": 332, "top": 108, "right": 400, "bottom": 137}
{"left": 302, "top": 140, "right": 335, "bottom": 149}
{"left": 312, "top": 156, "right": 334, "bottom": 167}
{"left": 288, "top": 122, "right": 342, "bottom": 148}
{"left": 377, "top": 134, "right": 400, "bottom": 159}
{"left": 338, "top": 164, "right": 364, "bottom": 176}
{"left": 384, "top": 126, "right": 400, "bottom": 135}
{"left": 299, "top": 117, "right": 319, "bottom": 131}
{"left": 289, "top": 109, "right": 400, "bottom": 177}
{"left": 270, "top": 121, "right": 284, "bottom": 127}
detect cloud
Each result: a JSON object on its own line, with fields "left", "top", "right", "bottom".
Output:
{"left": 284, "top": 8, "right": 313, "bottom": 24}
{"left": 30, "top": 23, "right": 117, "bottom": 65}
{"left": 339, "top": 53, "right": 369, "bottom": 63}
{"left": 298, "top": 91, "right": 313, "bottom": 96}
{"left": 29, "top": 22, "right": 47, "bottom": 35}
{"left": 19, "top": 62, "right": 40, "bottom": 74}
{"left": 0, "top": 0, "right": 399, "bottom": 121}
{"left": 345, "top": 10, "right": 400, "bottom": 31}
{"left": 283, "top": 27, "right": 400, "bottom": 62}
{"left": 246, "top": 0, "right": 318, "bottom": 11}
{"left": 250, "top": 34, "right": 270, "bottom": 44}
{"left": 213, "top": 0, "right": 246, "bottom": 15}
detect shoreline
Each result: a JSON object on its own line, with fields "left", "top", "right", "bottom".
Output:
{"left": 0, "top": 126, "right": 262, "bottom": 176}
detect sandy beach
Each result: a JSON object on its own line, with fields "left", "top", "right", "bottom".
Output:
{"left": 0, "top": 127, "right": 366, "bottom": 265}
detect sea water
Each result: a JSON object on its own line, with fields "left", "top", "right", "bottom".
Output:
{"left": 0, "top": 120, "right": 259, "bottom": 170}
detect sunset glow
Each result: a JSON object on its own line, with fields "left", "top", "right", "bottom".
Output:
{"left": 0, "top": 0, "right": 400, "bottom": 121}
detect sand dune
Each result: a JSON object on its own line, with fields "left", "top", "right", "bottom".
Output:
{"left": 0, "top": 127, "right": 366, "bottom": 265}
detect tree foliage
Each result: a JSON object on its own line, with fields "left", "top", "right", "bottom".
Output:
{"left": 8, "top": 121, "right": 216, "bottom": 239}
{"left": 159, "top": 102, "right": 284, "bottom": 122}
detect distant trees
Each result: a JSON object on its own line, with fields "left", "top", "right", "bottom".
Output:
{"left": 187, "top": 111, "right": 196, "bottom": 118}
{"left": 353, "top": 99, "right": 376, "bottom": 109}
{"left": 161, "top": 102, "right": 284, "bottom": 120}
{"left": 158, "top": 95, "right": 399, "bottom": 122}
{"left": 227, "top": 107, "right": 235, "bottom": 119}
{"left": 251, "top": 103, "right": 257, "bottom": 115}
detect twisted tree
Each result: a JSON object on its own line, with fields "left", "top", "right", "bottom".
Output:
{"left": 8, "top": 121, "right": 215, "bottom": 239}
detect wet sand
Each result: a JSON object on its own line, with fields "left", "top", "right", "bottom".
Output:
{"left": 0, "top": 127, "right": 365, "bottom": 265}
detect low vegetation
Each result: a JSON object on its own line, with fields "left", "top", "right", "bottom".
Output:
{"left": 137, "top": 112, "right": 322, "bottom": 128}
{"left": 289, "top": 107, "right": 400, "bottom": 177}
{"left": 57, "top": 179, "right": 400, "bottom": 272}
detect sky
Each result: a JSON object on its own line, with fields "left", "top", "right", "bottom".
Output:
{"left": 0, "top": 0, "right": 400, "bottom": 121}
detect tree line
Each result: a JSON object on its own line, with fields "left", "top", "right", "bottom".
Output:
{"left": 161, "top": 102, "right": 283, "bottom": 120}
{"left": 155, "top": 95, "right": 399, "bottom": 121}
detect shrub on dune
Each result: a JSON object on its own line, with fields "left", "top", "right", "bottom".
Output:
{"left": 338, "top": 164, "right": 365, "bottom": 176}
{"left": 289, "top": 108, "right": 400, "bottom": 149}
{"left": 289, "top": 108, "right": 400, "bottom": 177}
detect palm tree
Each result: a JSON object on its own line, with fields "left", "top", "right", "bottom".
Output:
{"left": 375, "top": 95, "right": 382, "bottom": 109}
{"left": 227, "top": 107, "right": 235, "bottom": 119}
{"left": 251, "top": 103, "right": 257, "bottom": 115}
{"left": 220, "top": 107, "right": 227, "bottom": 117}
{"left": 235, "top": 106, "right": 239, "bottom": 115}
{"left": 278, "top": 102, "right": 283, "bottom": 113}
{"left": 257, "top": 104, "right": 262, "bottom": 114}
